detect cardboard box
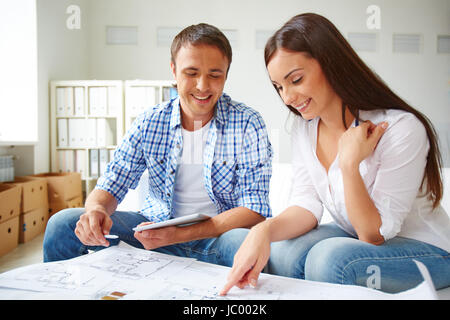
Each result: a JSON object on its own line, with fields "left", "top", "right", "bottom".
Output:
{"left": 31, "top": 172, "right": 82, "bottom": 202}
{"left": 49, "top": 195, "right": 84, "bottom": 217}
{"left": 0, "top": 184, "right": 21, "bottom": 224}
{"left": 48, "top": 201, "right": 66, "bottom": 217}
{"left": 19, "top": 206, "right": 49, "bottom": 243}
{"left": 5, "top": 176, "right": 48, "bottom": 213}
{"left": 0, "top": 216, "right": 19, "bottom": 257}
{"left": 66, "top": 195, "right": 83, "bottom": 208}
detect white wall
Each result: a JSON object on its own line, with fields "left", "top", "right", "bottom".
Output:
{"left": 84, "top": 0, "right": 449, "bottom": 163}
{"left": 27, "top": 0, "right": 449, "bottom": 174}
{"left": 34, "top": 0, "right": 90, "bottom": 173}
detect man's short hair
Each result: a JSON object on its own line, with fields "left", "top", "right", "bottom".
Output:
{"left": 171, "top": 23, "right": 232, "bottom": 73}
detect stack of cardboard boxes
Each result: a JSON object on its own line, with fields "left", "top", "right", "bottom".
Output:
{"left": 31, "top": 172, "right": 83, "bottom": 217}
{"left": 0, "top": 184, "right": 21, "bottom": 256}
{"left": 0, "top": 176, "right": 49, "bottom": 257}
{"left": 7, "top": 177, "right": 49, "bottom": 244}
{"left": 0, "top": 172, "right": 83, "bottom": 258}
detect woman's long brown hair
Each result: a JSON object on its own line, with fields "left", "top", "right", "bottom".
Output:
{"left": 265, "top": 13, "right": 443, "bottom": 208}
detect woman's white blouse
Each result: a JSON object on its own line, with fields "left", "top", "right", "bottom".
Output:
{"left": 289, "top": 109, "right": 450, "bottom": 252}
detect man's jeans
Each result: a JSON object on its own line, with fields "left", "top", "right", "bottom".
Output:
{"left": 43, "top": 208, "right": 244, "bottom": 268}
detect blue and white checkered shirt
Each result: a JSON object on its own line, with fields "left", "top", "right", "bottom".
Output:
{"left": 96, "top": 93, "right": 273, "bottom": 222}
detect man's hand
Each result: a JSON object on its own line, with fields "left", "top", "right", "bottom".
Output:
{"left": 134, "top": 222, "right": 179, "bottom": 250}
{"left": 75, "top": 209, "right": 113, "bottom": 247}
{"left": 133, "top": 208, "right": 264, "bottom": 251}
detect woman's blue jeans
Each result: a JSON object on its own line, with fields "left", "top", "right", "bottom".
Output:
{"left": 43, "top": 208, "right": 244, "bottom": 268}
{"left": 228, "top": 222, "right": 450, "bottom": 293}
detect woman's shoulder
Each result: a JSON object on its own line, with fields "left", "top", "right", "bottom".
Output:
{"left": 361, "top": 109, "right": 425, "bottom": 133}
{"left": 361, "top": 109, "right": 428, "bottom": 148}
{"left": 361, "top": 108, "right": 420, "bottom": 124}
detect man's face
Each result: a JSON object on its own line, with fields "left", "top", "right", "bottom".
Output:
{"left": 171, "top": 44, "right": 229, "bottom": 126}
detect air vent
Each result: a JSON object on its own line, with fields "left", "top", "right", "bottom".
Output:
{"left": 393, "top": 34, "right": 422, "bottom": 53}
{"left": 348, "top": 33, "right": 377, "bottom": 52}
{"left": 437, "top": 35, "right": 450, "bottom": 54}
{"left": 106, "top": 26, "right": 138, "bottom": 45}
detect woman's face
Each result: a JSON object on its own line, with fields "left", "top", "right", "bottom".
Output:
{"left": 267, "top": 48, "right": 340, "bottom": 120}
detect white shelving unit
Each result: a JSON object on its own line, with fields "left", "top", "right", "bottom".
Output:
{"left": 50, "top": 80, "right": 178, "bottom": 200}
{"left": 124, "top": 80, "right": 177, "bottom": 130}
{"left": 115, "top": 80, "right": 177, "bottom": 211}
{"left": 50, "top": 80, "right": 124, "bottom": 197}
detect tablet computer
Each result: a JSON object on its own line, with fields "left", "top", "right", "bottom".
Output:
{"left": 132, "top": 213, "right": 213, "bottom": 232}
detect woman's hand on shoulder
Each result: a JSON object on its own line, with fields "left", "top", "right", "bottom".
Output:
{"left": 338, "top": 120, "right": 388, "bottom": 172}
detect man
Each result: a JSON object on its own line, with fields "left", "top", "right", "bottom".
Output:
{"left": 43, "top": 23, "right": 272, "bottom": 267}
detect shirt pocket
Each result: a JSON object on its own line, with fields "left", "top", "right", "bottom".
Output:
{"left": 211, "top": 158, "right": 237, "bottom": 194}
{"left": 148, "top": 155, "right": 168, "bottom": 193}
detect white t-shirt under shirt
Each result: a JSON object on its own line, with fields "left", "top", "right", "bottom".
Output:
{"left": 172, "top": 120, "right": 217, "bottom": 218}
{"left": 289, "top": 109, "right": 450, "bottom": 252}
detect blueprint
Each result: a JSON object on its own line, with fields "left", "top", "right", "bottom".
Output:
{"left": 0, "top": 241, "right": 438, "bottom": 300}
{"left": 0, "top": 242, "right": 195, "bottom": 299}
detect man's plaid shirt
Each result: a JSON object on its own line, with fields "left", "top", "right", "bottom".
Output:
{"left": 96, "top": 93, "right": 273, "bottom": 222}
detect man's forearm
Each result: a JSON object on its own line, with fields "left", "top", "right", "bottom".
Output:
{"left": 84, "top": 189, "right": 118, "bottom": 216}
{"left": 175, "top": 207, "right": 265, "bottom": 243}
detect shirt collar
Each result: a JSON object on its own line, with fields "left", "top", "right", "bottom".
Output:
{"left": 169, "top": 93, "right": 230, "bottom": 129}
{"left": 214, "top": 93, "right": 230, "bottom": 126}
{"left": 169, "top": 97, "right": 182, "bottom": 129}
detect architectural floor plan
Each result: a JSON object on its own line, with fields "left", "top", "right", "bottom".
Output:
{"left": 0, "top": 241, "right": 438, "bottom": 300}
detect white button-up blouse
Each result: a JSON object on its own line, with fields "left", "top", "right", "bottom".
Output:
{"left": 288, "top": 108, "right": 450, "bottom": 252}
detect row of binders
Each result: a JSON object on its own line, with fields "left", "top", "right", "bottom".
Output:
{"left": 126, "top": 86, "right": 178, "bottom": 117}
{"left": 56, "top": 86, "right": 121, "bottom": 117}
{"left": 56, "top": 85, "right": 178, "bottom": 118}
{"left": 58, "top": 149, "right": 114, "bottom": 179}
{"left": 127, "top": 86, "right": 158, "bottom": 117}
{"left": 57, "top": 118, "right": 116, "bottom": 148}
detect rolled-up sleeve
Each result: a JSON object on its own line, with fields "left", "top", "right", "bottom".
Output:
{"left": 371, "top": 114, "right": 430, "bottom": 240}
{"left": 288, "top": 120, "right": 323, "bottom": 223}
{"left": 95, "top": 113, "right": 147, "bottom": 204}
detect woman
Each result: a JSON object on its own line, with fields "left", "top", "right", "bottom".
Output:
{"left": 220, "top": 13, "right": 450, "bottom": 295}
